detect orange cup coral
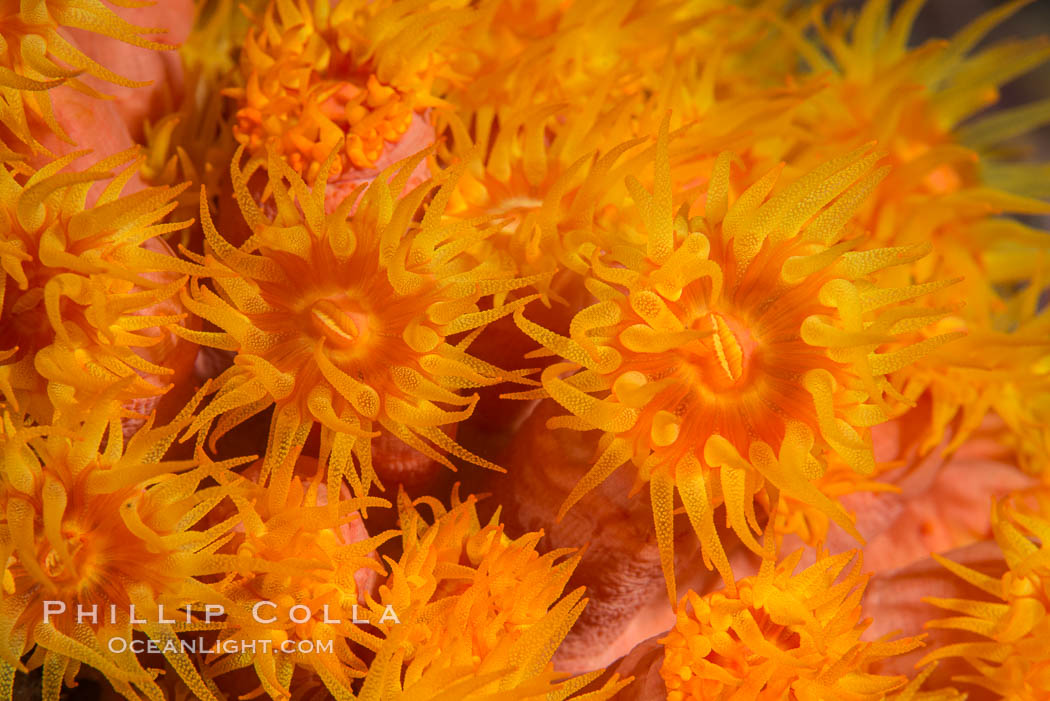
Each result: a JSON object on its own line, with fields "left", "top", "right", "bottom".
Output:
{"left": 921, "top": 495, "right": 1050, "bottom": 698}
{"left": 659, "top": 548, "right": 923, "bottom": 700}
{"left": 357, "top": 488, "right": 629, "bottom": 700}
{"left": 0, "top": 149, "right": 202, "bottom": 425}
{"left": 225, "top": 0, "right": 465, "bottom": 192}
{"left": 178, "top": 146, "right": 542, "bottom": 505}
{"left": 513, "top": 120, "right": 963, "bottom": 602}
{"left": 197, "top": 455, "right": 393, "bottom": 700}
{"left": 0, "top": 391, "right": 236, "bottom": 701}
{"left": 769, "top": 0, "right": 1050, "bottom": 465}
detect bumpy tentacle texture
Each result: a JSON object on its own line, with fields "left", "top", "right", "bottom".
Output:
{"left": 179, "top": 145, "right": 538, "bottom": 504}
{"left": 355, "top": 489, "right": 628, "bottom": 700}
{"left": 920, "top": 494, "right": 1050, "bottom": 699}
{"left": 659, "top": 548, "right": 928, "bottom": 701}
{"left": 513, "top": 122, "right": 964, "bottom": 603}
{"left": 226, "top": 0, "right": 469, "bottom": 186}
{"left": 0, "top": 392, "right": 238, "bottom": 701}
{"left": 0, "top": 0, "right": 174, "bottom": 154}
{"left": 0, "top": 150, "right": 200, "bottom": 423}
{"left": 778, "top": 0, "right": 1050, "bottom": 464}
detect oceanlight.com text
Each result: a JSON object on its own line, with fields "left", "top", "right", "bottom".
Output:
{"left": 107, "top": 637, "right": 335, "bottom": 655}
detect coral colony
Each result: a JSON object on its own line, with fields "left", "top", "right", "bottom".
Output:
{"left": 3, "top": 0, "right": 1050, "bottom": 699}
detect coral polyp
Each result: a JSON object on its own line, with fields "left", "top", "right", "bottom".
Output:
{"left": 514, "top": 122, "right": 962, "bottom": 601}
{"left": 0, "top": 150, "right": 200, "bottom": 424}
{"left": 660, "top": 549, "right": 922, "bottom": 700}
{"left": 357, "top": 489, "right": 628, "bottom": 700}
{"left": 226, "top": 0, "right": 466, "bottom": 187}
{"left": 0, "top": 393, "right": 235, "bottom": 701}
{"left": 199, "top": 456, "right": 393, "bottom": 700}
{"left": 776, "top": 0, "right": 1050, "bottom": 463}
{"left": 180, "top": 147, "right": 539, "bottom": 501}
{"left": 441, "top": 101, "right": 651, "bottom": 292}
{"left": 920, "top": 495, "right": 1050, "bottom": 699}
